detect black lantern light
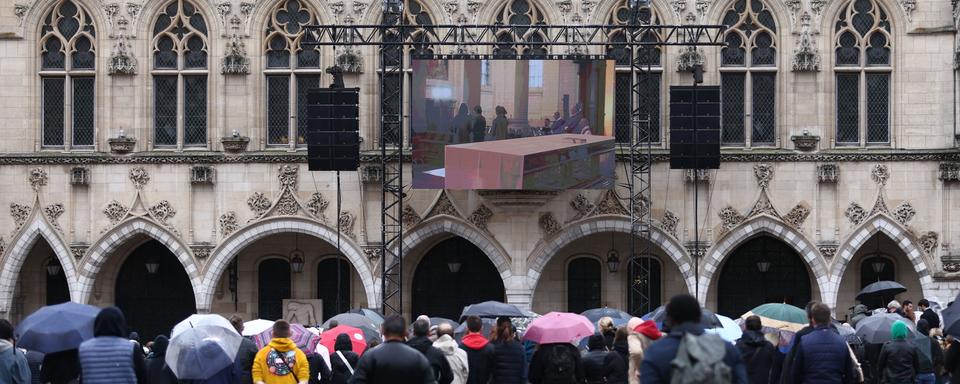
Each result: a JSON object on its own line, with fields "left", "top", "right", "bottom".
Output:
{"left": 606, "top": 232, "right": 620, "bottom": 273}
{"left": 45, "top": 258, "right": 61, "bottom": 276}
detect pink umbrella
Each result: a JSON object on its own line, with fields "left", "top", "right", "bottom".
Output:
{"left": 253, "top": 323, "right": 320, "bottom": 352}
{"left": 522, "top": 312, "right": 595, "bottom": 344}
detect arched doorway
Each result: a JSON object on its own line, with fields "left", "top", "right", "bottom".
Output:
{"left": 412, "top": 237, "right": 505, "bottom": 320}
{"left": 45, "top": 258, "right": 69, "bottom": 305}
{"left": 567, "top": 256, "right": 601, "bottom": 314}
{"left": 317, "top": 257, "right": 350, "bottom": 321}
{"left": 717, "top": 236, "right": 811, "bottom": 318}
{"left": 258, "top": 258, "right": 291, "bottom": 321}
{"left": 628, "top": 256, "right": 662, "bottom": 316}
{"left": 115, "top": 240, "right": 196, "bottom": 341}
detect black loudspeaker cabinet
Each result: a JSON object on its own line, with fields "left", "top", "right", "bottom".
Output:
{"left": 669, "top": 85, "right": 721, "bottom": 170}
{"left": 306, "top": 88, "right": 360, "bottom": 171}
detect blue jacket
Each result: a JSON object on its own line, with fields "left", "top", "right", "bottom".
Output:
{"left": 491, "top": 340, "right": 527, "bottom": 384}
{"left": 640, "top": 323, "right": 748, "bottom": 384}
{"left": 0, "top": 340, "right": 31, "bottom": 384}
{"left": 790, "top": 325, "right": 857, "bottom": 384}
{"left": 79, "top": 336, "right": 138, "bottom": 384}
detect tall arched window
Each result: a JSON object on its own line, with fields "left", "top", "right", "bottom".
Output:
{"left": 834, "top": 0, "right": 891, "bottom": 145}
{"left": 379, "top": 0, "right": 432, "bottom": 145}
{"left": 627, "top": 255, "right": 662, "bottom": 315}
{"left": 608, "top": 1, "right": 662, "bottom": 144}
{"left": 39, "top": 0, "right": 96, "bottom": 148}
{"left": 567, "top": 256, "right": 601, "bottom": 314}
{"left": 152, "top": 0, "right": 209, "bottom": 148}
{"left": 720, "top": 0, "right": 777, "bottom": 146}
{"left": 264, "top": 0, "right": 321, "bottom": 147}
{"left": 494, "top": 0, "right": 547, "bottom": 57}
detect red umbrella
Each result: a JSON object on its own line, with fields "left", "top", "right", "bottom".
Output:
{"left": 320, "top": 325, "right": 368, "bottom": 355}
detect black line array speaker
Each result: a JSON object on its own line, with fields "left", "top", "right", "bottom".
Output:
{"left": 306, "top": 88, "right": 360, "bottom": 171}
{"left": 669, "top": 85, "right": 721, "bottom": 170}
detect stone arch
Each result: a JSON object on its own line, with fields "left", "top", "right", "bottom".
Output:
{"left": 590, "top": 0, "right": 678, "bottom": 25}
{"left": 0, "top": 215, "right": 80, "bottom": 316}
{"left": 476, "top": 0, "right": 562, "bottom": 29}
{"left": 704, "top": 0, "right": 792, "bottom": 32}
{"left": 401, "top": 216, "right": 513, "bottom": 282}
{"left": 700, "top": 214, "right": 828, "bottom": 306}
{"left": 245, "top": 0, "right": 337, "bottom": 40}
{"left": 135, "top": 0, "right": 221, "bottom": 42}
{"left": 820, "top": 0, "right": 908, "bottom": 37}
{"left": 76, "top": 218, "right": 202, "bottom": 307}
{"left": 826, "top": 214, "right": 934, "bottom": 307}
{"left": 359, "top": 0, "right": 450, "bottom": 25}
{"left": 24, "top": 0, "right": 107, "bottom": 40}
{"left": 200, "top": 217, "right": 378, "bottom": 312}
{"left": 526, "top": 215, "right": 697, "bottom": 303}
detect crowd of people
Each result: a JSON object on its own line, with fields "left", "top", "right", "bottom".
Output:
{"left": 2, "top": 294, "right": 960, "bottom": 384}
{"left": 441, "top": 101, "right": 596, "bottom": 145}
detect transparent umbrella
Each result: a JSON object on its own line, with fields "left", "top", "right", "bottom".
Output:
{"left": 167, "top": 314, "right": 243, "bottom": 380}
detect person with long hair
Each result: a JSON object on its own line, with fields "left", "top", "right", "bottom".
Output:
{"left": 597, "top": 317, "right": 616, "bottom": 351}
{"left": 489, "top": 317, "right": 526, "bottom": 384}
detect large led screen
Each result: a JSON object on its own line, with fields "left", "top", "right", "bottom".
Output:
{"left": 411, "top": 59, "right": 616, "bottom": 190}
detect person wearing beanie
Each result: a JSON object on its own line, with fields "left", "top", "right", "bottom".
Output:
{"left": 877, "top": 320, "right": 920, "bottom": 384}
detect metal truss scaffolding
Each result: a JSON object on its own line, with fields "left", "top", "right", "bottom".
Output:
{"left": 303, "top": 1, "right": 725, "bottom": 316}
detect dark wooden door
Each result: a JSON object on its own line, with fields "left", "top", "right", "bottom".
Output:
{"left": 116, "top": 240, "right": 196, "bottom": 341}
{"left": 412, "top": 237, "right": 505, "bottom": 320}
{"left": 628, "top": 257, "right": 662, "bottom": 316}
{"left": 717, "top": 236, "right": 811, "bottom": 318}
{"left": 567, "top": 257, "right": 601, "bottom": 314}
{"left": 258, "top": 258, "right": 291, "bottom": 321}
{"left": 317, "top": 257, "right": 351, "bottom": 321}
{"left": 46, "top": 259, "right": 70, "bottom": 305}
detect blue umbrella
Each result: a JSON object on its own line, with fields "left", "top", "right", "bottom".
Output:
{"left": 580, "top": 307, "right": 631, "bottom": 324}
{"left": 643, "top": 305, "right": 722, "bottom": 328}
{"left": 15, "top": 302, "right": 99, "bottom": 353}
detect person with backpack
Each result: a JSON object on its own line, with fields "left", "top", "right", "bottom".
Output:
{"left": 489, "top": 318, "right": 526, "bottom": 384}
{"left": 736, "top": 315, "right": 777, "bottom": 384}
{"left": 330, "top": 333, "right": 358, "bottom": 384}
{"left": 789, "top": 302, "right": 859, "bottom": 384}
{"left": 528, "top": 341, "right": 585, "bottom": 384}
{"left": 877, "top": 320, "right": 920, "bottom": 384}
{"left": 252, "top": 320, "right": 310, "bottom": 384}
{"left": 640, "top": 294, "right": 747, "bottom": 384}
{"left": 78, "top": 307, "right": 147, "bottom": 384}
{"left": 459, "top": 316, "right": 494, "bottom": 384}
{"left": 913, "top": 319, "right": 942, "bottom": 384}
{"left": 583, "top": 334, "right": 619, "bottom": 384}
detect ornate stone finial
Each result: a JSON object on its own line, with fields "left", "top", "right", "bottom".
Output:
{"left": 919, "top": 231, "right": 939, "bottom": 256}
{"left": 278, "top": 165, "right": 298, "bottom": 189}
{"left": 660, "top": 210, "right": 680, "bottom": 238}
{"left": 401, "top": 205, "right": 421, "bottom": 228}
{"left": 247, "top": 192, "right": 271, "bottom": 219}
{"left": 239, "top": 1, "right": 255, "bottom": 15}
{"left": 70, "top": 244, "right": 87, "bottom": 260}
{"left": 891, "top": 202, "right": 916, "bottom": 225}
{"left": 753, "top": 163, "right": 775, "bottom": 189}
{"left": 792, "top": 29, "right": 820, "bottom": 72}
{"left": 844, "top": 202, "right": 867, "bottom": 225}
{"left": 219, "top": 211, "right": 239, "bottom": 237}
{"left": 128, "top": 167, "right": 150, "bottom": 189}
{"left": 339, "top": 211, "right": 356, "bottom": 239}
{"left": 671, "top": 0, "right": 687, "bottom": 18}
{"left": 468, "top": 205, "right": 494, "bottom": 232}
{"left": 718, "top": 206, "right": 744, "bottom": 231}
{"left": 939, "top": 162, "right": 960, "bottom": 182}
{"left": 817, "top": 164, "right": 839, "bottom": 183}
{"left": 108, "top": 36, "right": 138, "bottom": 75}
{"left": 10, "top": 203, "right": 31, "bottom": 231}
{"left": 539, "top": 212, "right": 561, "bottom": 237}
{"left": 676, "top": 47, "right": 705, "bottom": 72}
{"left": 29, "top": 168, "right": 48, "bottom": 192}
{"left": 818, "top": 243, "right": 838, "bottom": 258}
{"left": 103, "top": 200, "right": 128, "bottom": 224}
{"left": 222, "top": 33, "right": 250, "bottom": 75}
{"left": 13, "top": 4, "right": 29, "bottom": 27}
{"left": 306, "top": 192, "right": 330, "bottom": 220}
{"left": 148, "top": 200, "right": 177, "bottom": 224}
{"left": 336, "top": 48, "right": 363, "bottom": 73}
{"left": 783, "top": 203, "right": 811, "bottom": 229}
{"left": 871, "top": 164, "right": 890, "bottom": 186}
{"left": 192, "top": 244, "right": 214, "bottom": 259}
{"left": 899, "top": 0, "right": 915, "bottom": 22}
{"left": 570, "top": 193, "right": 594, "bottom": 219}
{"left": 44, "top": 203, "right": 65, "bottom": 233}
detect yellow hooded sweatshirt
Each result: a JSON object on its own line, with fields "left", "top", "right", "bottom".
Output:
{"left": 252, "top": 338, "right": 310, "bottom": 384}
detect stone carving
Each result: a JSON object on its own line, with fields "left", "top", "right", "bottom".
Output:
{"left": 129, "top": 167, "right": 150, "bottom": 189}
{"left": 70, "top": 167, "right": 90, "bottom": 185}
{"left": 467, "top": 1, "right": 482, "bottom": 15}
{"left": 468, "top": 205, "right": 494, "bottom": 232}
{"left": 660, "top": 210, "right": 680, "bottom": 238}
{"left": 785, "top": 0, "right": 801, "bottom": 14}
{"left": 336, "top": 48, "right": 363, "bottom": 73}
{"left": 817, "top": 164, "right": 839, "bottom": 183}
{"left": 330, "top": 1, "right": 345, "bottom": 15}
{"left": 570, "top": 193, "right": 594, "bottom": 219}
{"left": 718, "top": 206, "right": 744, "bottom": 231}
{"left": 632, "top": 195, "right": 651, "bottom": 218}
{"left": 306, "top": 193, "right": 329, "bottom": 220}
{"left": 149, "top": 200, "right": 176, "bottom": 224}
{"left": 103, "top": 200, "right": 128, "bottom": 224}
{"left": 868, "top": 192, "right": 889, "bottom": 217}
{"left": 13, "top": 4, "right": 29, "bottom": 27}
{"left": 401, "top": 205, "right": 421, "bottom": 228}
{"left": 108, "top": 36, "right": 137, "bottom": 75}
{"left": 556, "top": 0, "right": 572, "bottom": 14}
{"left": 685, "top": 169, "right": 710, "bottom": 182}
{"left": 108, "top": 136, "right": 136, "bottom": 154}
{"left": 783, "top": 203, "right": 810, "bottom": 229}
{"left": 671, "top": 0, "right": 687, "bottom": 17}
{"left": 581, "top": 0, "right": 595, "bottom": 14}
{"left": 222, "top": 33, "right": 250, "bottom": 75}
{"left": 939, "top": 162, "right": 960, "bottom": 182}
{"left": 425, "top": 191, "right": 460, "bottom": 218}
{"left": 593, "top": 190, "right": 629, "bottom": 216}
{"left": 29, "top": 168, "right": 48, "bottom": 192}
{"left": 126, "top": 2, "right": 140, "bottom": 18}
{"left": 192, "top": 244, "right": 213, "bottom": 259}
{"left": 441, "top": 0, "right": 458, "bottom": 14}
{"left": 539, "top": 212, "right": 561, "bottom": 236}
{"left": 686, "top": 242, "right": 708, "bottom": 259}
{"left": 275, "top": 191, "right": 300, "bottom": 216}
{"left": 676, "top": 47, "right": 705, "bottom": 72}
{"left": 747, "top": 192, "right": 779, "bottom": 218}
{"left": 844, "top": 202, "right": 867, "bottom": 225}
{"left": 339, "top": 211, "right": 356, "bottom": 239}
{"left": 919, "top": 231, "right": 938, "bottom": 255}
{"left": 278, "top": 165, "right": 298, "bottom": 189}
{"left": 10, "top": 203, "right": 31, "bottom": 231}
{"left": 899, "top": 0, "right": 915, "bottom": 22}
{"left": 219, "top": 211, "right": 239, "bottom": 237}
{"left": 247, "top": 192, "right": 271, "bottom": 218}
{"left": 239, "top": 1, "right": 255, "bottom": 15}
{"left": 44, "top": 204, "right": 64, "bottom": 233}
{"left": 363, "top": 246, "right": 382, "bottom": 262}
{"left": 0, "top": 237, "right": 5, "bottom": 256}
{"left": 891, "top": 202, "right": 916, "bottom": 225}
{"left": 943, "top": 256, "right": 960, "bottom": 273}
{"left": 694, "top": 0, "right": 710, "bottom": 15}
{"left": 792, "top": 25, "right": 820, "bottom": 72}
{"left": 753, "top": 163, "right": 775, "bottom": 189}
{"left": 811, "top": 0, "right": 827, "bottom": 15}
{"left": 351, "top": 0, "right": 367, "bottom": 16}
{"left": 221, "top": 133, "right": 250, "bottom": 153}
{"left": 818, "top": 243, "right": 838, "bottom": 258}
{"left": 70, "top": 244, "right": 87, "bottom": 260}
{"left": 871, "top": 164, "right": 889, "bottom": 186}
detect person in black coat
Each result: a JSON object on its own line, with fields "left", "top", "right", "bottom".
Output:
{"left": 143, "top": 335, "right": 178, "bottom": 384}
{"left": 39, "top": 349, "right": 81, "bottom": 384}
{"left": 582, "top": 335, "right": 613, "bottom": 384}
{"left": 408, "top": 319, "right": 453, "bottom": 384}
{"left": 528, "top": 342, "right": 585, "bottom": 384}
{"left": 332, "top": 333, "right": 359, "bottom": 384}
{"left": 489, "top": 319, "right": 526, "bottom": 384}
{"left": 606, "top": 328, "right": 630, "bottom": 384}
{"left": 459, "top": 316, "right": 495, "bottom": 384}
{"left": 229, "top": 316, "right": 260, "bottom": 384}
{"left": 349, "top": 315, "right": 436, "bottom": 384}
{"left": 307, "top": 351, "right": 332, "bottom": 384}
{"left": 736, "top": 315, "right": 777, "bottom": 384}
{"left": 918, "top": 300, "right": 941, "bottom": 330}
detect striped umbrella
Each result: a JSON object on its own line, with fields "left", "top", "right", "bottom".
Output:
{"left": 740, "top": 303, "right": 807, "bottom": 333}
{"left": 253, "top": 323, "right": 320, "bottom": 352}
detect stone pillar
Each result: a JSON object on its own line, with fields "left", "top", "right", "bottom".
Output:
{"left": 504, "top": 275, "right": 533, "bottom": 311}
{"left": 462, "top": 60, "right": 482, "bottom": 109}
{"left": 509, "top": 61, "right": 530, "bottom": 130}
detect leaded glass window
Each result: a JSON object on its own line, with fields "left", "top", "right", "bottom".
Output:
{"left": 834, "top": 0, "right": 891, "bottom": 145}
{"left": 494, "top": 0, "right": 547, "bottom": 57}
{"left": 264, "top": 0, "right": 321, "bottom": 147}
{"left": 39, "top": 0, "right": 96, "bottom": 148}
{"left": 720, "top": 0, "right": 777, "bottom": 146}
{"left": 152, "top": 0, "right": 209, "bottom": 148}
{"left": 608, "top": 0, "right": 663, "bottom": 144}
{"left": 378, "top": 0, "right": 432, "bottom": 147}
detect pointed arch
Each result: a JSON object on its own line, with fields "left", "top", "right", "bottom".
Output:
{"left": 135, "top": 0, "right": 219, "bottom": 43}
{"left": 821, "top": 0, "right": 906, "bottom": 37}
{"left": 704, "top": 0, "right": 791, "bottom": 32}
{"left": 200, "top": 217, "right": 379, "bottom": 312}
{"left": 23, "top": 0, "right": 105, "bottom": 40}
{"left": 591, "top": 0, "right": 677, "bottom": 25}
{"left": 76, "top": 218, "right": 201, "bottom": 306}
{"left": 246, "top": 0, "right": 335, "bottom": 38}
{"left": 700, "top": 214, "right": 828, "bottom": 305}
{"left": 526, "top": 215, "right": 696, "bottom": 302}
{"left": 826, "top": 214, "right": 934, "bottom": 307}
{"left": 0, "top": 215, "right": 80, "bottom": 316}
{"left": 401, "top": 216, "right": 513, "bottom": 281}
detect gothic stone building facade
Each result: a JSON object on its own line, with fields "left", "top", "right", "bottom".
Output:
{"left": 1, "top": 0, "right": 960, "bottom": 336}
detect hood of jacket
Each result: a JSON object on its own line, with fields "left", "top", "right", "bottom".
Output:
{"left": 268, "top": 338, "right": 298, "bottom": 352}
{"left": 0, "top": 339, "right": 13, "bottom": 354}
{"left": 334, "top": 333, "right": 353, "bottom": 352}
{"left": 406, "top": 336, "right": 433, "bottom": 354}
{"left": 94, "top": 306, "right": 128, "bottom": 338}
{"left": 853, "top": 304, "right": 869, "bottom": 316}
{"left": 741, "top": 330, "right": 768, "bottom": 347}
{"left": 152, "top": 335, "right": 169, "bottom": 357}
{"left": 432, "top": 335, "right": 459, "bottom": 355}
{"left": 461, "top": 333, "right": 489, "bottom": 350}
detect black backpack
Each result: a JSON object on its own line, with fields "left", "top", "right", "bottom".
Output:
{"left": 543, "top": 345, "right": 576, "bottom": 383}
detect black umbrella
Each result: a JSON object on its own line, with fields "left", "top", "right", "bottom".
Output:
{"left": 459, "top": 301, "right": 526, "bottom": 321}
{"left": 580, "top": 307, "right": 631, "bottom": 324}
{"left": 941, "top": 298, "right": 960, "bottom": 338}
{"left": 854, "top": 313, "right": 917, "bottom": 343}
{"left": 454, "top": 318, "right": 495, "bottom": 340}
{"left": 856, "top": 280, "right": 907, "bottom": 301}
{"left": 643, "top": 305, "right": 722, "bottom": 328}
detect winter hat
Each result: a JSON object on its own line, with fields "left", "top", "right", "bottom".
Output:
{"left": 587, "top": 334, "right": 606, "bottom": 351}
{"left": 626, "top": 317, "right": 643, "bottom": 332}
{"left": 634, "top": 320, "right": 663, "bottom": 340}
{"left": 891, "top": 320, "right": 909, "bottom": 340}
{"left": 888, "top": 300, "right": 902, "bottom": 310}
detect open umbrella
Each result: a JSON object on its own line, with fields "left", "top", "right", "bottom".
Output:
{"left": 942, "top": 299, "right": 960, "bottom": 338}
{"left": 252, "top": 323, "right": 320, "bottom": 352}
{"left": 320, "top": 325, "right": 368, "bottom": 354}
{"left": 522, "top": 312, "right": 594, "bottom": 345}
{"left": 15, "top": 302, "right": 100, "bottom": 354}
{"left": 167, "top": 314, "right": 242, "bottom": 380}
{"left": 459, "top": 301, "right": 526, "bottom": 321}
{"left": 241, "top": 319, "right": 274, "bottom": 337}
{"left": 706, "top": 315, "right": 743, "bottom": 343}
{"left": 856, "top": 281, "right": 907, "bottom": 301}
{"left": 580, "top": 307, "right": 631, "bottom": 324}
{"left": 855, "top": 313, "right": 917, "bottom": 344}
{"left": 347, "top": 308, "right": 385, "bottom": 326}
{"left": 454, "top": 318, "right": 495, "bottom": 340}
{"left": 741, "top": 303, "right": 808, "bottom": 333}
{"left": 643, "top": 305, "right": 722, "bottom": 328}
{"left": 322, "top": 314, "right": 380, "bottom": 342}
